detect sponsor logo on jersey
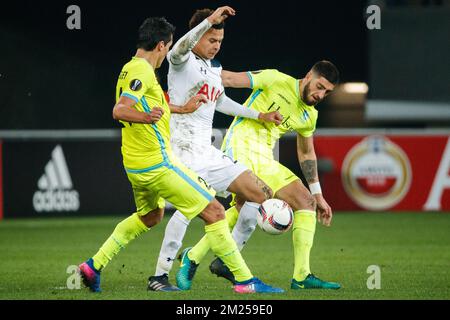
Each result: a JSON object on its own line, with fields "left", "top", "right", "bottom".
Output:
{"left": 341, "top": 136, "right": 411, "bottom": 210}
{"left": 197, "top": 83, "right": 222, "bottom": 102}
{"left": 277, "top": 93, "right": 291, "bottom": 105}
{"left": 33, "top": 145, "right": 80, "bottom": 212}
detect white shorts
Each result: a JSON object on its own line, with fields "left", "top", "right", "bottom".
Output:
{"left": 172, "top": 144, "right": 248, "bottom": 198}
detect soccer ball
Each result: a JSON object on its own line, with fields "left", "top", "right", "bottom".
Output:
{"left": 257, "top": 199, "right": 294, "bottom": 235}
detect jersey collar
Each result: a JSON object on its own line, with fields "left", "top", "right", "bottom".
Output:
{"left": 194, "top": 53, "right": 211, "bottom": 67}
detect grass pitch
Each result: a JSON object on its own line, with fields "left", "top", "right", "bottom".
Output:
{"left": 0, "top": 213, "right": 449, "bottom": 300}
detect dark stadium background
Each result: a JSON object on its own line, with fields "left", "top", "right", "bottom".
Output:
{"left": 0, "top": 0, "right": 368, "bottom": 130}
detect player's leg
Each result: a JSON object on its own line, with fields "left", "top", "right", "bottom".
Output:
{"left": 207, "top": 195, "right": 250, "bottom": 283}
{"left": 154, "top": 210, "right": 190, "bottom": 277}
{"left": 186, "top": 152, "right": 273, "bottom": 281}
{"left": 198, "top": 199, "right": 283, "bottom": 293}
{"left": 152, "top": 152, "right": 249, "bottom": 286}
{"left": 153, "top": 164, "right": 208, "bottom": 280}
{"left": 79, "top": 171, "right": 165, "bottom": 292}
{"left": 188, "top": 168, "right": 272, "bottom": 261}
{"left": 227, "top": 170, "right": 273, "bottom": 247}
{"left": 153, "top": 202, "right": 237, "bottom": 282}
{"left": 148, "top": 209, "right": 189, "bottom": 292}
{"left": 206, "top": 156, "right": 281, "bottom": 283}
{"left": 275, "top": 179, "right": 340, "bottom": 289}
{"left": 198, "top": 151, "right": 274, "bottom": 282}
{"left": 163, "top": 159, "right": 282, "bottom": 293}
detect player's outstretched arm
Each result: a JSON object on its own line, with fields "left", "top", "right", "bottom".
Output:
{"left": 169, "top": 94, "right": 208, "bottom": 114}
{"left": 170, "top": 6, "right": 235, "bottom": 66}
{"left": 221, "top": 70, "right": 252, "bottom": 88}
{"left": 113, "top": 96, "right": 164, "bottom": 124}
{"left": 297, "top": 134, "right": 333, "bottom": 226}
{"left": 215, "top": 93, "right": 282, "bottom": 125}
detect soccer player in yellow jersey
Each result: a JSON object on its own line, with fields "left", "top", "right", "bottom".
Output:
{"left": 78, "top": 12, "right": 283, "bottom": 294}
{"left": 188, "top": 61, "right": 342, "bottom": 289}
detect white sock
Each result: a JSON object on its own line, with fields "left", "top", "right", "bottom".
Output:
{"left": 231, "top": 201, "right": 259, "bottom": 250}
{"left": 155, "top": 210, "right": 190, "bottom": 276}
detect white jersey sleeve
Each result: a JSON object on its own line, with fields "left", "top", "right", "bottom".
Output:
{"left": 167, "top": 19, "right": 212, "bottom": 67}
{"left": 216, "top": 93, "right": 260, "bottom": 119}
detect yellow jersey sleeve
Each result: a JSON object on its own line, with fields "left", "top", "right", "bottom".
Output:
{"left": 297, "top": 123, "right": 315, "bottom": 138}
{"left": 247, "top": 69, "right": 279, "bottom": 90}
{"left": 118, "top": 65, "right": 156, "bottom": 104}
{"left": 296, "top": 107, "right": 318, "bottom": 138}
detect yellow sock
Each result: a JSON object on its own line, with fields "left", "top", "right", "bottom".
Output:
{"left": 92, "top": 213, "right": 149, "bottom": 271}
{"left": 188, "top": 206, "right": 239, "bottom": 263}
{"left": 204, "top": 219, "right": 253, "bottom": 282}
{"left": 292, "top": 210, "right": 316, "bottom": 281}
{"left": 187, "top": 235, "right": 210, "bottom": 264}
{"left": 225, "top": 205, "right": 239, "bottom": 229}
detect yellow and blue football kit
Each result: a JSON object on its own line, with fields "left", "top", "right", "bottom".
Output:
{"left": 222, "top": 69, "right": 318, "bottom": 193}
{"left": 116, "top": 57, "right": 215, "bottom": 220}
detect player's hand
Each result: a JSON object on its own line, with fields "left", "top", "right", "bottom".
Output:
{"left": 182, "top": 94, "right": 208, "bottom": 114}
{"left": 258, "top": 111, "right": 283, "bottom": 126}
{"left": 207, "top": 6, "right": 236, "bottom": 25}
{"left": 314, "top": 194, "right": 333, "bottom": 227}
{"left": 145, "top": 107, "right": 164, "bottom": 124}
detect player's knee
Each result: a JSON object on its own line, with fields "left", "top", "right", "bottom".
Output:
{"left": 203, "top": 200, "right": 225, "bottom": 223}
{"left": 140, "top": 208, "right": 164, "bottom": 227}
{"left": 211, "top": 201, "right": 226, "bottom": 221}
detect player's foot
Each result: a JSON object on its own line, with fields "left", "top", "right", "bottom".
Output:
{"left": 176, "top": 247, "right": 199, "bottom": 290}
{"left": 234, "top": 277, "right": 284, "bottom": 294}
{"left": 291, "top": 274, "right": 341, "bottom": 290}
{"left": 78, "top": 258, "right": 101, "bottom": 292}
{"left": 209, "top": 257, "right": 236, "bottom": 284}
{"left": 148, "top": 274, "right": 181, "bottom": 292}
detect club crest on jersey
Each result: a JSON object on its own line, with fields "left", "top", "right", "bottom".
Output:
{"left": 130, "top": 79, "right": 142, "bottom": 91}
{"left": 197, "top": 83, "right": 222, "bottom": 102}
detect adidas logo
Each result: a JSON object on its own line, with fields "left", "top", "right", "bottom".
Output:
{"left": 32, "top": 145, "right": 80, "bottom": 212}
{"left": 148, "top": 280, "right": 166, "bottom": 291}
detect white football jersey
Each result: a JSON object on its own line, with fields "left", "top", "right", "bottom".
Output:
{"left": 167, "top": 50, "right": 224, "bottom": 154}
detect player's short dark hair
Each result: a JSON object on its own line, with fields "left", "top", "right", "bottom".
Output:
{"left": 312, "top": 60, "right": 340, "bottom": 85}
{"left": 189, "top": 8, "right": 225, "bottom": 30}
{"left": 137, "top": 17, "right": 175, "bottom": 51}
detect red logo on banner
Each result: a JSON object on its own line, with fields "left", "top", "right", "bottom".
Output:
{"left": 341, "top": 136, "right": 412, "bottom": 210}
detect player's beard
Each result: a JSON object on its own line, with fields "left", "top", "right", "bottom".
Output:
{"left": 302, "top": 81, "right": 314, "bottom": 105}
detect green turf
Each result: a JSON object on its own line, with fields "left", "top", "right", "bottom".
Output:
{"left": 0, "top": 213, "right": 449, "bottom": 300}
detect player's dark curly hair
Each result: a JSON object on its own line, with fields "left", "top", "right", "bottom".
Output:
{"left": 189, "top": 8, "right": 225, "bottom": 30}
{"left": 312, "top": 60, "right": 340, "bottom": 85}
{"left": 137, "top": 17, "right": 175, "bottom": 51}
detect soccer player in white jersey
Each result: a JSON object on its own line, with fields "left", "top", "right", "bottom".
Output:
{"left": 147, "top": 6, "right": 283, "bottom": 291}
